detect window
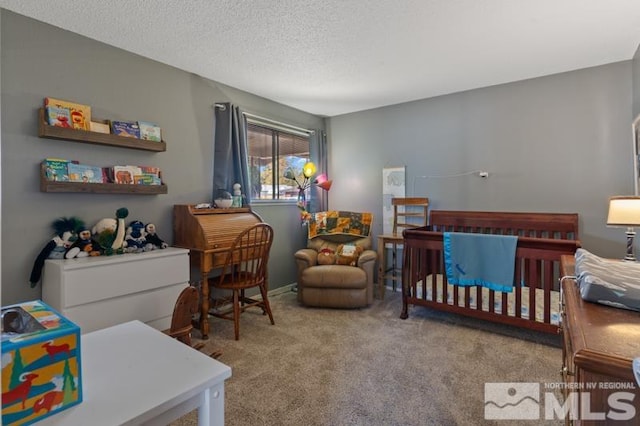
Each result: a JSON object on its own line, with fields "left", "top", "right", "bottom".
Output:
{"left": 247, "top": 122, "right": 310, "bottom": 201}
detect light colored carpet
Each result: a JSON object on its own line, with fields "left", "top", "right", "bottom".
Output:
{"left": 171, "top": 289, "right": 563, "bottom": 426}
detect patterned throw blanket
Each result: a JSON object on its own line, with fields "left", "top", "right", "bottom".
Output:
{"left": 308, "top": 211, "right": 373, "bottom": 239}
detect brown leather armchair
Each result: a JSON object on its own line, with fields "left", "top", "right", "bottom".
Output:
{"left": 295, "top": 234, "right": 377, "bottom": 308}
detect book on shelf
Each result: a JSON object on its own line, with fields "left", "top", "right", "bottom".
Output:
{"left": 134, "top": 174, "right": 160, "bottom": 185}
{"left": 45, "top": 106, "right": 72, "bottom": 128}
{"left": 140, "top": 165, "right": 160, "bottom": 177}
{"left": 138, "top": 121, "right": 162, "bottom": 142}
{"left": 44, "top": 97, "right": 91, "bottom": 131}
{"left": 90, "top": 121, "right": 111, "bottom": 134}
{"left": 42, "top": 158, "right": 70, "bottom": 181}
{"left": 101, "top": 167, "right": 111, "bottom": 183}
{"left": 67, "top": 162, "right": 104, "bottom": 183}
{"left": 111, "top": 165, "right": 142, "bottom": 184}
{"left": 109, "top": 120, "right": 140, "bottom": 139}
{"left": 140, "top": 165, "right": 162, "bottom": 185}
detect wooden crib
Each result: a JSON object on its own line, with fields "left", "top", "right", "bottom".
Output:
{"left": 400, "top": 211, "right": 581, "bottom": 333}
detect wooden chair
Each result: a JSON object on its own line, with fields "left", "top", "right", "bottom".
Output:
{"left": 165, "top": 285, "right": 222, "bottom": 359}
{"left": 377, "top": 197, "right": 429, "bottom": 299}
{"left": 165, "top": 286, "right": 200, "bottom": 346}
{"left": 208, "top": 223, "right": 275, "bottom": 340}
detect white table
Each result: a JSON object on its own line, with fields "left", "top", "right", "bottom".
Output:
{"left": 37, "top": 320, "right": 232, "bottom": 426}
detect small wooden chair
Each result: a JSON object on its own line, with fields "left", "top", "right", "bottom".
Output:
{"left": 208, "top": 223, "right": 275, "bottom": 340}
{"left": 165, "top": 285, "right": 222, "bottom": 359}
{"left": 165, "top": 286, "right": 199, "bottom": 346}
{"left": 378, "top": 197, "right": 429, "bottom": 298}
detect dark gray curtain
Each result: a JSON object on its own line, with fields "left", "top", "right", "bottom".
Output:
{"left": 308, "top": 129, "right": 328, "bottom": 212}
{"left": 213, "top": 103, "right": 250, "bottom": 205}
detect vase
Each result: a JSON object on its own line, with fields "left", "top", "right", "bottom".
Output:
{"left": 297, "top": 188, "right": 306, "bottom": 204}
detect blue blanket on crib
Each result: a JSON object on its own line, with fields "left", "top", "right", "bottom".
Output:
{"left": 443, "top": 232, "right": 517, "bottom": 293}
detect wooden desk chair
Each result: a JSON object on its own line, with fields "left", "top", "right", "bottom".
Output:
{"left": 377, "top": 197, "right": 429, "bottom": 298}
{"left": 208, "top": 223, "right": 275, "bottom": 340}
{"left": 165, "top": 285, "right": 222, "bottom": 359}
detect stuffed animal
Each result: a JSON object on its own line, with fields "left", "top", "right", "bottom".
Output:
{"left": 335, "top": 244, "right": 364, "bottom": 266}
{"left": 144, "top": 223, "right": 168, "bottom": 249}
{"left": 112, "top": 208, "right": 129, "bottom": 251}
{"left": 124, "top": 220, "right": 147, "bottom": 253}
{"left": 29, "top": 217, "right": 85, "bottom": 287}
{"left": 317, "top": 248, "right": 336, "bottom": 265}
{"left": 65, "top": 228, "right": 102, "bottom": 258}
{"left": 92, "top": 208, "right": 129, "bottom": 255}
{"left": 92, "top": 217, "right": 117, "bottom": 254}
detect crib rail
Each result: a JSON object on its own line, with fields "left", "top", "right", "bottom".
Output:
{"left": 429, "top": 210, "right": 579, "bottom": 240}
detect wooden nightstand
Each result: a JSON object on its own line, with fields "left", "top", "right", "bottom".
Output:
{"left": 560, "top": 255, "right": 640, "bottom": 425}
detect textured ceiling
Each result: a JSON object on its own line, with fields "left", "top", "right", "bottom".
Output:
{"left": 1, "top": 1, "right": 640, "bottom": 117}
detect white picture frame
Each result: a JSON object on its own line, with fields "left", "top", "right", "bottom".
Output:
{"left": 382, "top": 166, "right": 406, "bottom": 235}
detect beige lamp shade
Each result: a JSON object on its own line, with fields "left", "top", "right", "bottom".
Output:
{"left": 607, "top": 196, "right": 640, "bottom": 226}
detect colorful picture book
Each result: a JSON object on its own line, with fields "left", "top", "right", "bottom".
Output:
{"left": 138, "top": 121, "right": 162, "bottom": 142}
{"left": 67, "top": 162, "right": 104, "bottom": 183}
{"left": 108, "top": 165, "right": 162, "bottom": 185}
{"left": 110, "top": 120, "right": 140, "bottom": 138}
{"left": 42, "top": 158, "right": 69, "bottom": 181}
{"left": 44, "top": 97, "right": 91, "bottom": 131}
{"left": 134, "top": 174, "right": 158, "bottom": 185}
{"left": 111, "top": 165, "right": 141, "bottom": 184}
{"left": 45, "top": 106, "right": 72, "bottom": 128}
{"left": 139, "top": 165, "right": 162, "bottom": 185}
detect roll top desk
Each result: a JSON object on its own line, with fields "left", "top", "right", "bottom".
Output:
{"left": 173, "top": 204, "right": 262, "bottom": 338}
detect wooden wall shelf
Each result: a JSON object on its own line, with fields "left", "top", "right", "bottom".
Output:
{"left": 41, "top": 179, "right": 168, "bottom": 195}
{"left": 38, "top": 108, "right": 167, "bottom": 152}
{"left": 41, "top": 164, "right": 167, "bottom": 194}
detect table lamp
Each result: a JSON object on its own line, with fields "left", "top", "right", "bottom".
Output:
{"left": 607, "top": 196, "right": 640, "bottom": 261}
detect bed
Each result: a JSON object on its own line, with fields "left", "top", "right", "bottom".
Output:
{"left": 400, "top": 210, "right": 581, "bottom": 333}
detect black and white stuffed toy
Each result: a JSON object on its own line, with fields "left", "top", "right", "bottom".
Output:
{"left": 124, "top": 220, "right": 148, "bottom": 253}
{"left": 29, "top": 217, "right": 85, "bottom": 287}
{"left": 65, "top": 228, "right": 102, "bottom": 259}
{"left": 144, "top": 223, "right": 168, "bottom": 249}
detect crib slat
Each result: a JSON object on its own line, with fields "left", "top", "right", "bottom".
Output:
{"left": 529, "top": 259, "right": 540, "bottom": 323}
{"left": 488, "top": 289, "right": 495, "bottom": 314}
{"left": 543, "top": 258, "right": 554, "bottom": 323}
{"left": 514, "top": 257, "right": 522, "bottom": 318}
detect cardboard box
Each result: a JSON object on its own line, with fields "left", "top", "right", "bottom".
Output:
{"left": 1, "top": 300, "right": 82, "bottom": 425}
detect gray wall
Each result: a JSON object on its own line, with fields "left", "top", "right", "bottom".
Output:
{"left": 327, "top": 62, "right": 634, "bottom": 259}
{"left": 634, "top": 44, "right": 640, "bottom": 119}
{"left": 1, "top": 11, "right": 322, "bottom": 304}
{"left": 2, "top": 9, "right": 639, "bottom": 305}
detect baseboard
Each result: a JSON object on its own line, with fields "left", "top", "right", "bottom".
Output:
{"left": 243, "top": 283, "right": 295, "bottom": 303}
{"left": 269, "top": 283, "right": 295, "bottom": 296}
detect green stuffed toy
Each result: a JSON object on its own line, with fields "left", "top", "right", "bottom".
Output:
{"left": 91, "top": 207, "right": 129, "bottom": 255}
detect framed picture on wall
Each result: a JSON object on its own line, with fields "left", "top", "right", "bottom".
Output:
{"left": 382, "top": 166, "right": 405, "bottom": 235}
{"left": 634, "top": 114, "right": 640, "bottom": 195}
